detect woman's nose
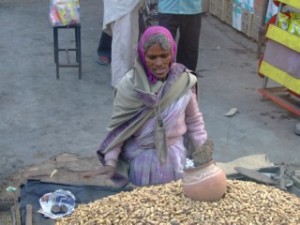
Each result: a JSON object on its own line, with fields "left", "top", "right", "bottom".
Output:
{"left": 154, "top": 57, "right": 163, "bottom": 66}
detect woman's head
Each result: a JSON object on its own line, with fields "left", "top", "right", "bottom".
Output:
{"left": 138, "top": 26, "right": 176, "bottom": 83}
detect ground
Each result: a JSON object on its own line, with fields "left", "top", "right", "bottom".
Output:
{"left": 0, "top": 0, "right": 299, "bottom": 223}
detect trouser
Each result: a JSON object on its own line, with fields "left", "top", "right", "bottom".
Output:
{"left": 97, "top": 31, "right": 112, "bottom": 58}
{"left": 158, "top": 13, "right": 202, "bottom": 71}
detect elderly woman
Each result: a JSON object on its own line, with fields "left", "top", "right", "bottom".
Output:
{"left": 86, "top": 26, "right": 211, "bottom": 186}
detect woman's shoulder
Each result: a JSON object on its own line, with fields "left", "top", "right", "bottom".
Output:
{"left": 116, "top": 69, "right": 136, "bottom": 96}
{"left": 118, "top": 69, "right": 134, "bottom": 85}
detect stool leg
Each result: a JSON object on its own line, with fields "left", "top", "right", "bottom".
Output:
{"left": 53, "top": 28, "right": 57, "bottom": 63}
{"left": 76, "top": 25, "right": 82, "bottom": 80}
{"left": 75, "top": 27, "right": 78, "bottom": 63}
{"left": 53, "top": 27, "right": 59, "bottom": 79}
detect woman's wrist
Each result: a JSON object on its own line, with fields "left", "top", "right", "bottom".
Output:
{"left": 105, "top": 159, "right": 118, "bottom": 167}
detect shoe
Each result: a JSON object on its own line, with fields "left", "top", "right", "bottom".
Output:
{"left": 97, "top": 56, "right": 111, "bottom": 65}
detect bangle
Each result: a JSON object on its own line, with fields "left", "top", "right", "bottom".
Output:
{"left": 105, "top": 159, "right": 118, "bottom": 167}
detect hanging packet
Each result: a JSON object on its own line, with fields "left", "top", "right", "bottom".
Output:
{"left": 278, "top": 12, "right": 289, "bottom": 30}
{"left": 49, "top": 0, "right": 80, "bottom": 26}
{"left": 288, "top": 12, "right": 300, "bottom": 36}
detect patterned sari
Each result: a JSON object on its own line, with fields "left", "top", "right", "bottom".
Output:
{"left": 123, "top": 88, "right": 192, "bottom": 185}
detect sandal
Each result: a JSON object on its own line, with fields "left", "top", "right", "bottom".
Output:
{"left": 97, "top": 56, "right": 111, "bottom": 65}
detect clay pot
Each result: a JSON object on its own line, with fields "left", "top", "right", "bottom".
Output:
{"left": 182, "top": 162, "right": 227, "bottom": 202}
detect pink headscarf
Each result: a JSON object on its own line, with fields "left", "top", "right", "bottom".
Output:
{"left": 138, "top": 26, "right": 177, "bottom": 84}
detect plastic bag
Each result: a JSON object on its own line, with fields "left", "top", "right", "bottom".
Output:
{"left": 49, "top": 0, "right": 80, "bottom": 26}
{"left": 278, "top": 12, "right": 289, "bottom": 30}
{"left": 38, "top": 189, "right": 76, "bottom": 219}
{"left": 288, "top": 12, "right": 300, "bottom": 36}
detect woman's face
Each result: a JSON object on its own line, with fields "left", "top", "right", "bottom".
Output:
{"left": 145, "top": 43, "right": 171, "bottom": 81}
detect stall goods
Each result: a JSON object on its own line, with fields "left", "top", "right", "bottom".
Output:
{"left": 56, "top": 180, "right": 300, "bottom": 225}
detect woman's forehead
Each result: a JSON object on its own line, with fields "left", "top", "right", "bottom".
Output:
{"left": 145, "top": 43, "right": 171, "bottom": 55}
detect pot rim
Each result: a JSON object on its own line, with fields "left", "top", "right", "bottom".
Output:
{"left": 184, "top": 161, "right": 214, "bottom": 172}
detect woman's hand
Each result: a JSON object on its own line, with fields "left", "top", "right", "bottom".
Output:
{"left": 81, "top": 165, "right": 115, "bottom": 179}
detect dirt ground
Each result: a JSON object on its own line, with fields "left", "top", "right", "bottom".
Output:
{"left": 0, "top": 0, "right": 300, "bottom": 223}
{"left": 1, "top": 0, "right": 299, "bottom": 186}
{"left": 0, "top": 211, "right": 12, "bottom": 225}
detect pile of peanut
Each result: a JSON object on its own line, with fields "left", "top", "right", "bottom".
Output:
{"left": 56, "top": 180, "right": 300, "bottom": 225}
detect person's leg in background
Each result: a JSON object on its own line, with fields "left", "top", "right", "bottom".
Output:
{"left": 295, "top": 123, "right": 300, "bottom": 136}
{"left": 176, "top": 13, "right": 201, "bottom": 71}
{"left": 110, "top": 5, "right": 140, "bottom": 89}
{"left": 158, "top": 13, "right": 201, "bottom": 71}
{"left": 97, "top": 31, "right": 112, "bottom": 65}
{"left": 158, "top": 13, "right": 179, "bottom": 40}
